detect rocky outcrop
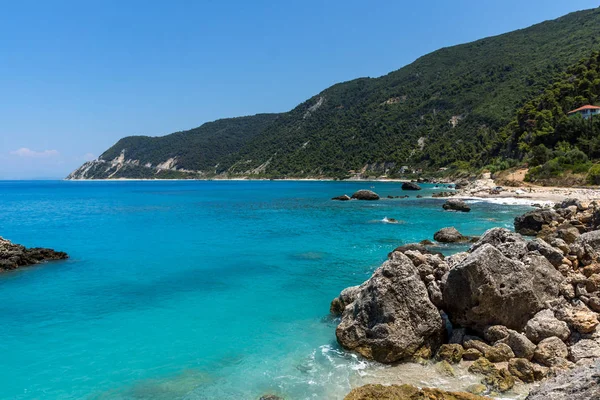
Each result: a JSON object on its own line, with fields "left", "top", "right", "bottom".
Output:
{"left": 525, "top": 360, "right": 600, "bottom": 400}
{"left": 333, "top": 208, "right": 600, "bottom": 393}
{"left": 344, "top": 384, "right": 488, "bottom": 400}
{"left": 0, "top": 237, "right": 68, "bottom": 271}
{"left": 434, "top": 227, "right": 466, "bottom": 243}
{"left": 335, "top": 251, "right": 445, "bottom": 363}
{"left": 443, "top": 239, "right": 564, "bottom": 332}
{"left": 401, "top": 182, "right": 421, "bottom": 191}
{"left": 442, "top": 199, "right": 471, "bottom": 212}
{"left": 514, "top": 209, "right": 561, "bottom": 236}
{"left": 351, "top": 190, "right": 380, "bottom": 200}
{"left": 332, "top": 194, "right": 351, "bottom": 201}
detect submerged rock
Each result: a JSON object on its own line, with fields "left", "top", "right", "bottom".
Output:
{"left": 332, "top": 194, "right": 351, "bottom": 201}
{"left": 442, "top": 199, "right": 471, "bottom": 212}
{"left": 525, "top": 360, "right": 600, "bottom": 400}
{"left": 344, "top": 384, "right": 488, "bottom": 400}
{"left": 351, "top": 190, "right": 380, "bottom": 200}
{"left": 0, "top": 236, "right": 68, "bottom": 271}
{"left": 336, "top": 251, "right": 445, "bottom": 363}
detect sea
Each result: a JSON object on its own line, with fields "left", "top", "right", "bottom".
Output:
{"left": 0, "top": 180, "right": 534, "bottom": 399}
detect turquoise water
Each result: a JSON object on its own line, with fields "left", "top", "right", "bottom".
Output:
{"left": 0, "top": 181, "right": 532, "bottom": 399}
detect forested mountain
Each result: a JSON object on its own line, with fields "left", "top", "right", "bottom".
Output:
{"left": 68, "top": 7, "right": 600, "bottom": 180}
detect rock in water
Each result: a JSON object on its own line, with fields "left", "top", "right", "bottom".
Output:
{"left": 0, "top": 236, "right": 68, "bottom": 271}
{"left": 434, "top": 227, "right": 466, "bottom": 243}
{"left": 336, "top": 251, "right": 444, "bottom": 363}
{"left": 442, "top": 199, "right": 471, "bottom": 212}
{"left": 331, "top": 194, "right": 351, "bottom": 201}
{"left": 401, "top": 182, "right": 422, "bottom": 191}
{"left": 443, "top": 243, "right": 563, "bottom": 332}
{"left": 525, "top": 360, "right": 600, "bottom": 400}
{"left": 351, "top": 190, "right": 380, "bottom": 201}
{"left": 344, "top": 384, "right": 488, "bottom": 400}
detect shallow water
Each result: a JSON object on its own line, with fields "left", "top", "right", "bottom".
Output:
{"left": 0, "top": 181, "right": 532, "bottom": 399}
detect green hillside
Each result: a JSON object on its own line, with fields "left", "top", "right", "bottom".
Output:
{"left": 68, "top": 7, "right": 600, "bottom": 180}
{"left": 493, "top": 51, "right": 600, "bottom": 184}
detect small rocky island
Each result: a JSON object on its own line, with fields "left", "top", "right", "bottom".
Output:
{"left": 0, "top": 236, "right": 68, "bottom": 271}
{"left": 333, "top": 199, "right": 600, "bottom": 399}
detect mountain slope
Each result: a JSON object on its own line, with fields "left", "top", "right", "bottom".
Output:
{"left": 69, "top": 7, "right": 600, "bottom": 179}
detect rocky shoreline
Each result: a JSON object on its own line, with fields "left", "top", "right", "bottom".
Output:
{"left": 0, "top": 237, "right": 68, "bottom": 272}
{"left": 331, "top": 199, "right": 600, "bottom": 399}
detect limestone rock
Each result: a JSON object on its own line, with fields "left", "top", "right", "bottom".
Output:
{"left": 504, "top": 329, "right": 536, "bottom": 360}
{"left": 436, "top": 344, "right": 464, "bottom": 364}
{"left": 330, "top": 285, "right": 362, "bottom": 315}
{"left": 484, "top": 343, "right": 514, "bottom": 363}
{"left": 469, "top": 228, "right": 527, "bottom": 260}
{"left": 401, "top": 182, "right": 422, "bottom": 191}
{"left": 525, "top": 360, "right": 600, "bottom": 400}
{"left": 525, "top": 309, "right": 571, "bottom": 343}
{"left": 434, "top": 227, "right": 466, "bottom": 243}
{"left": 514, "top": 209, "right": 560, "bottom": 236}
{"left": 569, "top": 339, "right": 600, "bottom": 362}
{"left": 463, "top": 348, "right": 483, "bottom": 360}
{"left": 508, "top": 358, "right": 538, "bottom": 383}
{"left": 336, "top": 251, "right": 445, "bottom": 363}
{"left": 527, "top": 238, "right": 565, "bottom": 267}
{"left": 0, "top": 236, "right": 68, "bottom": 271}
{"left": 344, "top": 384, "right": 489, "bottom": 400}
{"left": 442, "top": 199, "right": 471, "bottom": 212}
{"left": 533, "top": 336, "right": 569, "bottom": 367}
{"left": 443, "top": 244, "right": 563, "bottom": 332}
{"left": 351, "top": 190, "right": 380, "bottom": 201}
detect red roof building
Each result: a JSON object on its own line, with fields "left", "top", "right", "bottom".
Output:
{"left": 568, "top": 105, "right": 600, "bottom": 119}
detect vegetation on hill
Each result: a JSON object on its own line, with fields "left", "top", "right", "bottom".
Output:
{"left": 492, "top": 51, "right": 600, "bottom": 184}
{"left": 70, "top": 8, "right": 600, "bottom": 181}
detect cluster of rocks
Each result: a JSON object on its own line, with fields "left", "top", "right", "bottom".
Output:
{"left": 331, "top": 211, "right": 600, "bottom": 395}
{"left": 432, "top": 191, "right": 456, "bottom": 198}
{"left": 0, "top": 236, "right": 68, "bottom": 271}
{"left": 344, "top": 384, "right": 488, "bottom": 400}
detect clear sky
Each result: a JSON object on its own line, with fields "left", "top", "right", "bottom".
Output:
{"left": 0, "top": 0, "right": 598, "bottom": 179}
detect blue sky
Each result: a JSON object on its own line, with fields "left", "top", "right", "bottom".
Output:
{"left": 0, "top": 0, "right": 598, "bottom": 179}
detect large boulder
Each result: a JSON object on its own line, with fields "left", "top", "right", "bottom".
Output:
{"left": 351, "top": 190, "right": 380, "bottom": 200}
{"left": 514, "top": 209, "right": 560, "bottom": 236}
{"left": 572, "top": 230, "right": 600, "bottom": 265}
{"left": 0, "top": 237, "right": 68, "bottom": 271}
{"left": 533, "top": 336, "right": 569, "bottom": 367}
{"left": 527, "top": 238, "right": 565, "bottom": 267}
{"left": 524, "top": 309, "right": 571, "bottom": 343}
{"left": 470, "top": 228, "right": 527, "bottom": 260}
{"left": 525, "top": 360, "right": 600, "bottom": 400}
{"left": 401, "top": 182, "right": 422, "bottom": 191}
{"left": 443, "top": 244, "right": 564, "bottom": 332}
{"left": 442, "top": 199, "right": 471, "bottom": 212}
{"left": 434, "top": 227, "right": 466, "bottom": 243}
{"left": 336, "top": 251, "right": 445, "bottom": 363}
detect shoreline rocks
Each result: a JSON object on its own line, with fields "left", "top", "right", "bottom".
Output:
{"left": 0, "top": 237, "right": 68, "bottom": 272}
{"left": 344, "top": 384, "right": 488, "bottom": 400}
{"left": 333, "top": 202, "right": 600, "bottom": 397}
